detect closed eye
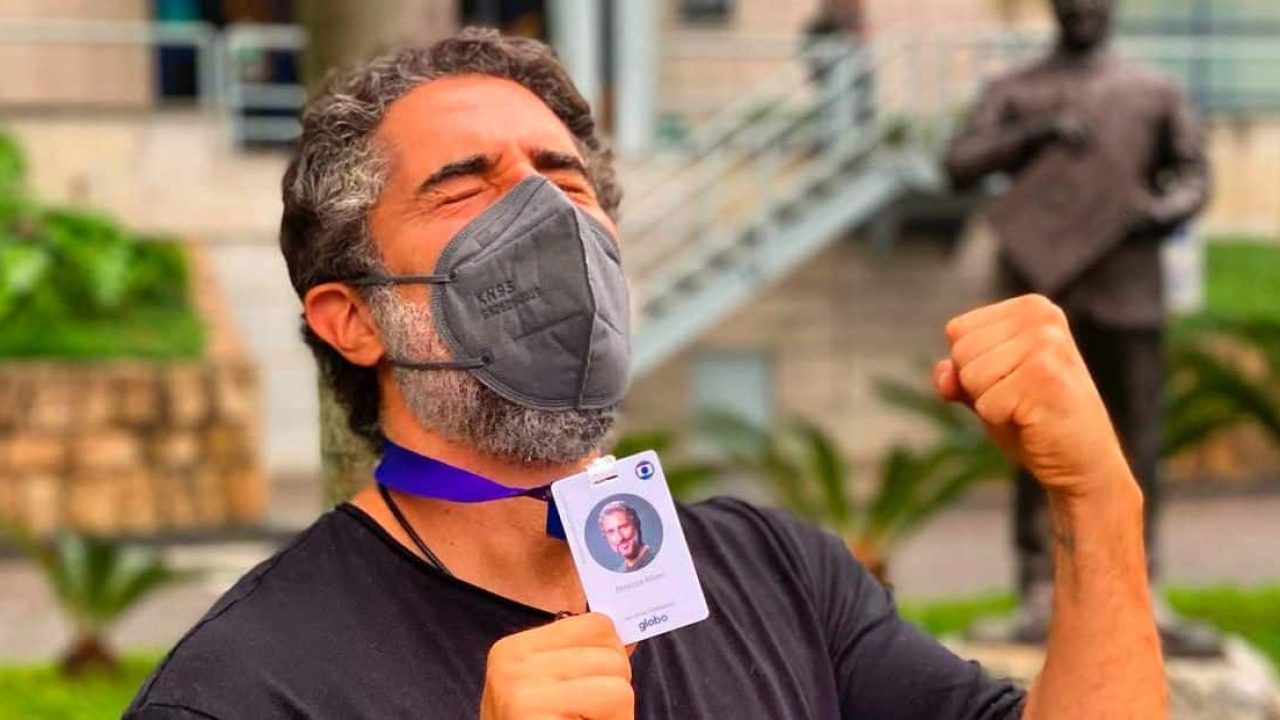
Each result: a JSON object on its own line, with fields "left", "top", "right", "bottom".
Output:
{"left": 442, "top": 187, "right": 485, "bottom": 205}
{"left": 557, "top": 181, "right": 589, "bottom": 195}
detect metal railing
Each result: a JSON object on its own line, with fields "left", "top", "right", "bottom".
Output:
{"left": 623, "top": 29, "right": 1280, "bottom": 313}
{"left": 0, "top": 18, "right": 307, "bottom": 146}
{"left": 623, "top": 39, "right": 899, "bottom": 283}
{"left": 650, "top": 29, "right": 1280, "bottom": 146}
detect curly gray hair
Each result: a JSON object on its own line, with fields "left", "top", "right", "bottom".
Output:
{"left": 279, "top": 28, "right": 623, "bottom": 449}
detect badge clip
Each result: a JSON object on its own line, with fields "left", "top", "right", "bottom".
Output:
{"left": 587, "top": 455, "right": 619, "bottom": 487}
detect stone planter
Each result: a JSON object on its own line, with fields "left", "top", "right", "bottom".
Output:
{"left": 950, "top": 638, "right": 1280, "bottom": 720}
{"left": 0, "top": 244, "right": 264, "bottom": 535}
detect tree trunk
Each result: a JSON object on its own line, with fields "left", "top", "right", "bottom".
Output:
{"left": 847, "top": 538, "right": 890, "bottom": 587}
{"left": 298, "top": 1, "right": 458, "bottom": 504}
{"left": 297, "top": 0, "right": 458, "bottom": 88}
{"left": 60, "top": 633, "right": 117, "bottom": 678}
{"left": 318, "top": 379, "right": 376, "bottom": 508}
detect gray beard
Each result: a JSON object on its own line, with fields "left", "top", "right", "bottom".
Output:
{"left": 367, "top": 287, "right": 616, "bottom": 465}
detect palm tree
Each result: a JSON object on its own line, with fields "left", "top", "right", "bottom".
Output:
{"left": 1165, "top": 317, "right": 1280, "bottom": 458}
{"left": 2, "top": 522, "right": 190, "bottom": 677}
{"left": 696, "top": 376, "right": 1009, "bottom": 584}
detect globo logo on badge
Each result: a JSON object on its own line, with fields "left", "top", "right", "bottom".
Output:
{"left": 638, "top": 614, "right": 668, "bottom": 632}
{"left": 636, "top": 461, "right": 655, "bottom": 480}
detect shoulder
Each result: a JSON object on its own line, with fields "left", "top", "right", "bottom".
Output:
{"left": 679, "top": 495, "right": 819, "bottom": 540}
{"left": 678, "top": 497, "right": 861, "bottom": 592}
{"left": 1115, "top": 56, "right": 1183, "bottom": 96}
{"left": 999, "top": 56, "right": 1055, "bottom": 88}
{"left": 127, "top": 510, "right": 366, "bottom": 717}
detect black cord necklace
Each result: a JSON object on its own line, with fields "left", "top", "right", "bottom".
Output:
{"left": 378, "top": 483, "right": 451, "bottom": 576}
{"left": 377, "top": 483, "right": 582, "bottom": 619}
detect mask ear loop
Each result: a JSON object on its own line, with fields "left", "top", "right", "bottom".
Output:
{"left": 345, "top": 271, "right": 457, "bottom": 287}
{"left": 343, "top": 271, "right": 492, "bottom": 371}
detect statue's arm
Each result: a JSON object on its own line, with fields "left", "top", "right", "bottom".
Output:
{"left": 1141, "top": 85, "right": 1210, "bottom": 234}
{"left": 944, "top": 81, "right": 1055, "bottom": 189}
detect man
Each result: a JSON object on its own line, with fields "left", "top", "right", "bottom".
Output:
{"left": 127, "top": 29, "right": 1164, "bottom": 718}
{"left": 944, "top": 0, "right": 1218, "bottom": 655}
{"left": 599, "top": 501, "right": 654, "bottom": 573}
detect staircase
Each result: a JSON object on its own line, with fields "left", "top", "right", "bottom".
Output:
{"left": 622, "top": 39, "right": 948, "bottom": 376}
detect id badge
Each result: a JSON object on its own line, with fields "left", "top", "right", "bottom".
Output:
{"left": 551, "top": 451, "right": 710, "bottom": 644}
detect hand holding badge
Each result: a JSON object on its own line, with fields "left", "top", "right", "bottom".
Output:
{"left": 552, "top": 451, "right": 710, "bottom": 644}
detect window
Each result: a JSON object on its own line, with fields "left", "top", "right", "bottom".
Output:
{"left": 691, "top": 350, "right": 773, "bottom": 427}
{"left": 680, "top": 0, "right": 733, "bottom": 25}
{"left": 1119, "top": 0, "right": 1280, "bottom": 114}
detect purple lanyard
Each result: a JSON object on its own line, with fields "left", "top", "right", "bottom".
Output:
{"left": 374, "top": 440, "right": 566, "bottom": 540}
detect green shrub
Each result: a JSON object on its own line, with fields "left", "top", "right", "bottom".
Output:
{"left": 0, "top": 129, "right": 203, "bottom": 360}
{"left": 1203, "top": 239, "right": 1280, "bottom": 325}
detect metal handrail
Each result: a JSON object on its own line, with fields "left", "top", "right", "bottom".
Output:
{"left": 623, "top": 39, "right": 905, "bottom": 278}
{"left": 623, "top": 38, "right": 898, "bottom": 244}
{"left": 624, "top": 35, "right": 864, "bottom": 207}
{"left": 623, "top": 28, "right": 1280, "bottom": 294}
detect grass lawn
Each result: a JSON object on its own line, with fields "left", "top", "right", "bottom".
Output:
{"left": 1202, "top": 238, "right": 1280, "bottom": 324}
{"left": 1, "top": 586, "right": 1275, "bottom": 718}
{"left": 900, "top": 585, "right": 1280, "bottom": 671}
{"left": 0, "top": 655, "right": 159, "bottom": 720}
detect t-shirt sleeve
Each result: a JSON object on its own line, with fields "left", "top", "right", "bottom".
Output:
{"left": 780, "top": 511, "right": 1026, "bottom": 719}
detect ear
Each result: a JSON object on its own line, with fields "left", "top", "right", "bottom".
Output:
{"left": 304, "top": 282, "right": 385, "bottom": 367}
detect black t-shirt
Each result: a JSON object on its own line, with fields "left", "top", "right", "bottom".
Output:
{"left": 125, "top": 498, "right": 1025, "bottom": 719}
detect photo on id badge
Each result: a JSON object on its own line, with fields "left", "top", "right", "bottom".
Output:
{"left": 553, "top": 452, "right": 709, "bottom": 644}
{"left": 587, "top": 494, "right": 664, "bottom": 574}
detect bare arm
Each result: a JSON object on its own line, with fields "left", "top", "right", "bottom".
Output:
{"left": 1023, "top": 472, "right": 1163, "bottom": 719}
{"left": 937, "top": 295, "right": 1166, "bottom": 719}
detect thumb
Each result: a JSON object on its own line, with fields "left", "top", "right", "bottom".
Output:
{"left": 933, "top": 359, "right": 967, "bottom": 404}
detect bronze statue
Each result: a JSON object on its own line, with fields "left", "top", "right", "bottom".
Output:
{"left": 945, "top": 0, "right": 1220, "bottom": 656}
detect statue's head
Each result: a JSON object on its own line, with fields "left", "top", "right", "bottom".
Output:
{"left": 1051, "top": 0, "right": 1114, "bottom": 54}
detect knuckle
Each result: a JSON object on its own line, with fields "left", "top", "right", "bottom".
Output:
{"left": 1032, "top": 353, "right": 1067, "bottom": 388}
{"left": 613, "top": 652, "right": 634, "bottom": 681}
{"left": 507, "top": 684, "right": 537, "bottom": 713}
{"left": 974, "top": 391, "right": 1005, "bottom": 422}
{"left": 1024, "top": 294, "right": 1063, "bottom": 322}
{"left": 1036, "top": 323, "right": 1065, "bottom": 347}
{"left": 583, "top": 612, "right": 619, "bottom": 639}
{"left": 1018, "top": 293, "right": 1047, "bottom": 311}
{"left": 956, "top": 361, "right": 980, "bottom": 392}
{"left": 945, "top": 317, "right": 964, "bottom": 342}
{"left": 951, "top": 334, "right": 979, "bottom": 364}
{"left": 973, "top": 390, "right": 994, "bottom": 417}
{"left": 607, "top": 678, "right": 636, "bottom": 705}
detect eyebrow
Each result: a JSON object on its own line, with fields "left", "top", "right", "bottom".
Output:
{"left": 416, "top": 154, "right": 493, "bottom": 196}
{"left": 415, "top": 148, "right": 588, "bottom": 197}
{"left": 531, "top": 148, "right": 588, "bottom": 176}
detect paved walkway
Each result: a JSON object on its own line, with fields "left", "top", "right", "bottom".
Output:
{"left": 1, "top": 489, "right": 1277, "bottom": 663}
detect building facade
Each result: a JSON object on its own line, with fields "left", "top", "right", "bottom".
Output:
{"left": 1, "top": 0, "right": 1276, "bottom": 484}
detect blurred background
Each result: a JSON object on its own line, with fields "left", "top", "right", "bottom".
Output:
{"left": 0, "top": 0, "right": 1277, "bottom": 717}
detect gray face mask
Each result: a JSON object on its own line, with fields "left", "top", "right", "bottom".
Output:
{"left": 349, "top": 175, "right": 631, "bottom": 411}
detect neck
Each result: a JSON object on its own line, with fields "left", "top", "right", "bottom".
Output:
{"left": 1054, "top": 40, "right": 1108, "bottom": 63}
{"left": 384, "top": 424, "right": 596, "bottom": 490}
{"left": 352, "top": 415, "right": 594, "bottom": 613}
